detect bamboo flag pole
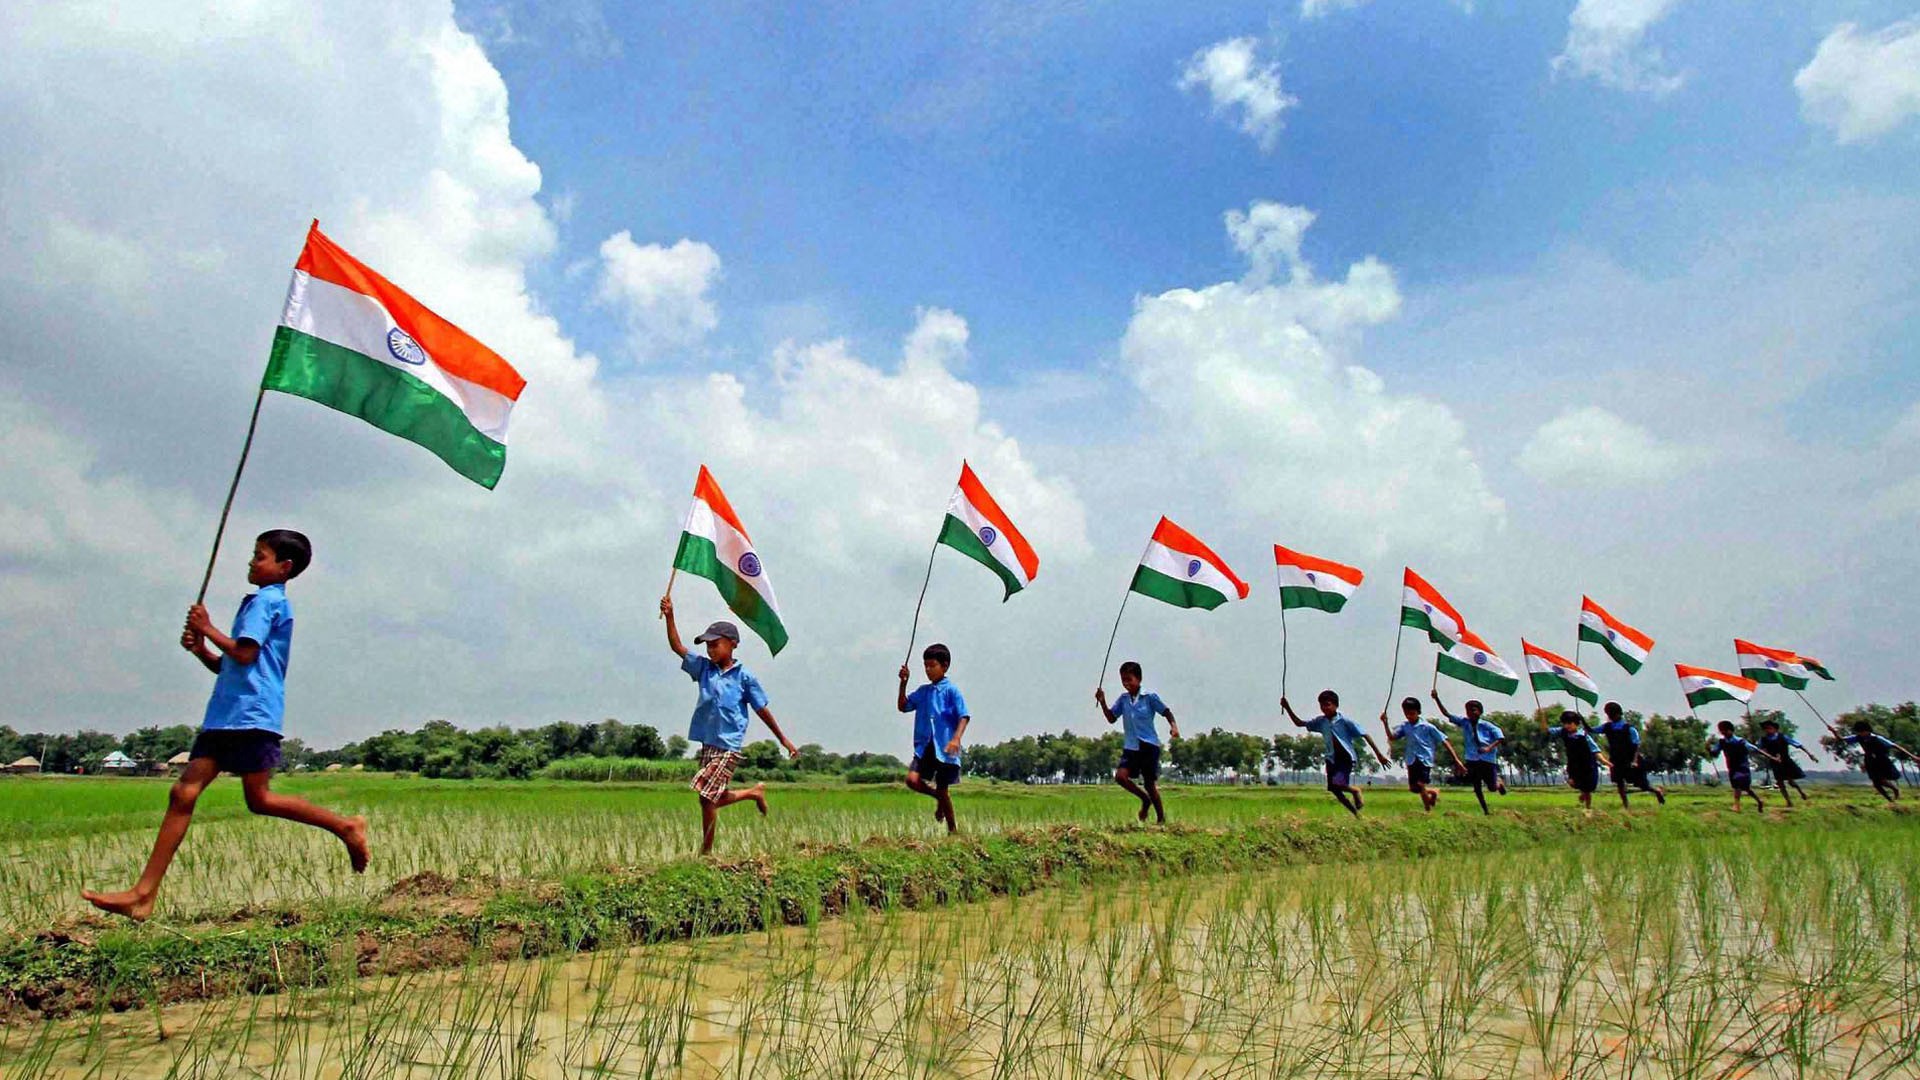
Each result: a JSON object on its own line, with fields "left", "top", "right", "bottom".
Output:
{"left": 1279, "top": 581, "right": 1291, "bottom": 703}
{"left": 1571, "top": 635, "right": 1588, "bottom": 718}
{"left": 1380, "top": 618, "right": 1407, "bottom": 720}
{"left": 1096, "top": 537, "right": 1153, "bottom": 692}
{"left": 901, "top": 532, "right": 944, "bottom": 669}
{"left": 193, "top": 385, "right": 269, "bottom": 606}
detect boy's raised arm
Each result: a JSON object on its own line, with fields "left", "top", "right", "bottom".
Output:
{"left": 1280, "top": 697, "right": 1304, "bottom": 727}
{"left": 896, "top": 665, "right": 913, "bottom": 713}
{"left": 660, "top": 596, "right": 686, "bottom": 657}
{"left": 1094, "top": 687, "right": 1117, "bottom": 723}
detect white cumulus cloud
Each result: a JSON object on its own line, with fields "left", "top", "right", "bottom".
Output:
{"left": 595, "top": 232, "right": 722, "bottom": 359}
{"left": 1517, "top": 405, "right": 1687, "bottom": 487}
{"left": 1178, "top": 37, "right": 1297, "bottom": 152}
{"left": 1795, "top": 19, "right": 1920, "bottom": 145}
{"left": 1551, "top": 0, "right": 1685, "bottom": 95}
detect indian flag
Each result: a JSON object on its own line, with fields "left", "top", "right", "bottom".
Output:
{"left": 1799, "top": 655, "right": 1835, "bottom": 681}
{"left": 1130, "top": 517, "right": 1249, "bottom": 611}
{"left": 1274, "top": 545, "right": 1364, "bottom": 613}
{"left": 1676, "top": 664, "right": 1756, "bottom": 708}
{"left": 1522, "top": 640, "right": 1599, "bottom": 706}
{"left": 1436, "top": 628, "right": 1520, "bottom": 695}
{"left": 1401, "top": 569, "right": 1466, "bottom": 650}
{"left": 1735, "top": 639, "right": 1810, "bottom": 690}
{"left": 1577, "top": 596, "right": 1653, "bottom": 675}
{"left": 673, "top": 466, "right": 787, "bottom": 655}
{"left": 935, "top": 462, "right": 1039, "bottom": 599}
{"left": 265, "top": 223, "right": 526, "bottom": 489}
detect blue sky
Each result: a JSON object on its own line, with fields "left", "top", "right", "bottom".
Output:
{"left": 2, "top": 0, "right": 1918, "bottom": 755}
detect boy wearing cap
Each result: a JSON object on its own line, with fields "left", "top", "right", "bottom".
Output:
{"left": 660, "top": 595, "right": 799, "bottom": 855}
{"left": 1382, "top": 696, "right": 1463, "bottom": 812}
{"left": 898, "top": 642, "right": 970, "bottom": 834}
{"left": 1283, "top": 689, "right": 1389, "bottom": 818}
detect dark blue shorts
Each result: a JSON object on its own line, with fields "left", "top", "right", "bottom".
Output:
{"left": 1728, "top": 769, "right": 1753, "bottom": 792}
{"left": 1569, "top": 761, "right": 1599, "bottom": 793}
{"left": 1119, "top": 744, "right": 1162, "bottom": 783}
{"left": 1406, "top": 761, "right": 1432, "bottom": 789}
{"left": 190, "top": 728, "right": 283, "bottom": 776}
{"left": 1326, "top": 749, "right": 1355, "bottom": 791}
{"left": 912, "top": 748, "right": 960, "bottom": 788}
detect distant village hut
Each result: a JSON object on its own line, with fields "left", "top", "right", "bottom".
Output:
{"left": 101, "top": 751, "right": 139, "bottom": 775}
{"left": 167, "top": 751, "right": 192, "bottom": 776}
{"left": 7, "top": 756, "right": 41, "bottom": 775}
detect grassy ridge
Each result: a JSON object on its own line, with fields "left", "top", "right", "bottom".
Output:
{"left": 6, "top": 801, "right": 1910, "bottom": 1020}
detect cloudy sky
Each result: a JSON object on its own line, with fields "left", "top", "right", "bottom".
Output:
{"left": 3, "top": 1, "right": 1916, "bottom": 760}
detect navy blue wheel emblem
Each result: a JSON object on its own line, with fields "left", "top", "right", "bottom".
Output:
{"left": 978, "top": 525, "right": 998, "bottom": 547}
{"left": 737, "top": 552, "right": 762, "bottom": 578}
{"left": 1186, "top": 558, "right": 1203, "bottom": 578}
{"left": 1552, "top": 665, "right": 1565, "bottom": 675}
{"left": 1606, "top": 629, "right": 1617, "bottom": 641}
{"left": 387, "top": 327, "right": 428, "bottom": 366}
{"left": 1304, "top": 571, "right": 1317, "bottom": 583}
{"left": 1473, "top": 651, "right": 1488, "bottom": 666}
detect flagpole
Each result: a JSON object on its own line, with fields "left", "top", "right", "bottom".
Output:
{"left": 1278, "top": 577, "right": 1290, "bottom": 703}
{"left": 657, "top": 567, "right": 678, "bottom": 620}
{"left": 1572, "top": 636, "right": 1587, "bottom": 718}
{"left": 1097, "top": 537, "right": 1153, "bottom": 692}
{"left": 194, "top": 385, "right": 269, "bottom": 607}
{"left": 902, "top": 532, "right": 943, "bottom": 670}
{"left": 1380, "top": 624, "right": 1406, "bottom": 720}
{"left": 1790, "top": 687, "right": 1828, "bottom": 728}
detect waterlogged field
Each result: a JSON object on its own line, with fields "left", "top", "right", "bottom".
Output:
{"left": 7, "top": 822, "right": 1918, "bottom": 1079}
{"left": 0, "top": 773, "right": 1659, "bottom": 928}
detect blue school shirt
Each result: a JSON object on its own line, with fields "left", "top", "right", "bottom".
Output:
{"left": 1556, "top": 726, "right": 1602, "bottom": 764}
{"left": 1112, "top": 691, "right": 1172, "bottom": 750}
{"left": 1712, "top": 735, "right": 1754, "bottom": 771}
{"left": 906, "top": 679, "right": 968, "bottom": 765}
{"left": 1442, "top": 711, "right": 1503, "bottom": 762}
{"left": 201, "top": 584, "right": 293, "bottom": 734}
{"left": 681, "top": 653, "right": 768, "bottom": 751}
{"left": 1598, "top": 719, "right": 1640, "bottom": 759}
{"left": 1394, "top": 719, "right": 1448, "bottom": 765}
{"left": 1841, "top": 733, "right": 1896, "bottom": 764}
{"left": 1302, "top": 713, "right": 1364, "bottom": 764}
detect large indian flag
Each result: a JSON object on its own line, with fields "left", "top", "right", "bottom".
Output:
{"left": 1130, "top": 517, "right": 1249, "bottom": 610}
{"left": 265, "top": 223, "right": 526, "bottom": 488}
{"left": 1522, "top": 640, "right": 1599, "bottom": 706}
{"left": 1274, "top": 545, "right": 1364, "bottom": 613}
{"left": 673, "top": 466, "right": 788, "bottom": 655}
{"left": 1401, "top": 569, "right": 1466, "bottom": 650}
{"left": 1436, "top": 628, "right": 1520, "bottom": 695}
{"left": 1676, "top": 664, "right": 1756, "bottom": 708}
{"left": 1577, "top": 596, "right": 1653, "bottom": 675}
{"left": 935, "top": 462, "right": 1038, "bottom": 600}
{"left": 1735, "top": 639, "right": 1810, "bottom": 690}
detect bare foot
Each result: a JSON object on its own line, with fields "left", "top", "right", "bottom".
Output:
{"left": 1137, "top": 801, "right": 1150, "bottom": 822}
{"left": 81, "top": 889, "right": 155, "bottom": 922}
{"left": 341, "top": 816, "right": 370, "bottom": 874}
{"left": 1655, "top": 788, "right": 1667, "bottom": 805}
{"left": 934, "top": 804, "right": 948, "bottom": 824}
{"left": 747, "top": 784, "right": 768, "bottom": 816}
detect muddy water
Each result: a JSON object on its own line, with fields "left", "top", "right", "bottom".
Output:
{"left": 10, "top": 837, "right": 1915, "bottom": 1079}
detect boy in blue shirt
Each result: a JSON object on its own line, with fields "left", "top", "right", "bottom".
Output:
{"left": 1095, "top": 660, "right": 1180, "bottom": 823}
{"left": 1597, "top": 701, "right": 1666, "bottom": 808}
{"left": 1433, "top": 690, "right": 1507, "bottom": 815}
{"left": 1756, "top": 718, "right": 1815, "bottom": 805}
{"left": 1544, "top": 710, "right": 1612, "bottom": 813}
{"left": 1381, "top": 696, "right": 1464, "bottom": 812}
{"left": 1828, "top": 719, "right": 1918, "bottom": 804}
{"left": 660, "top": 596, "right": 800, "bottom": 855}
{"left": 1283, "top": 689, "right": 1388, "bottom": 817}
{"left": 898, "top": 643, "right": 970, "bottom": 834}
{"left": 83, "top": 531, "right": 368, "bottom": 921}
{"left": 1709, "top": 720, "right": 1776, "bottom": 812}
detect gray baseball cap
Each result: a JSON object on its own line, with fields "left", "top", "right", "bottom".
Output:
{"left": 693, "top": 620, "right": 741, "bottom": 644}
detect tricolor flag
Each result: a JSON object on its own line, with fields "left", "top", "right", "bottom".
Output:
{"left": 1798, "top": 655, "right": 1835, "bottom": 681}
{"left": 1734, "top": 639, "right": 1810, "bottom": 690}
{"left": 1522, "top": 640, "right": 1600, "bottom": 706}
{"left": 1401, "top": 569, "right": 1466, "bottom": 650}
{"left": 1436, "top": 628, "right": 1520, "bottom": 695}
{"left": 265, "top": 223, "right": 526, "bottom": 488}
{"left": 1577, "top": 596, "right": 1653, "bottom": 675}
{"left": 1676, "top": 664, "right": 1757, "bottom": 709}
{"left": 1130, "top": 517, "right": 1249, "bottom": 611}
{"left": 673, "top": 466, "right": 788, "bottom": 655}
{"left": 935, "top": 462, "right": 1039, "bottom": 600}
{"left": 1274, "top": 545, "right": 1364, "bottom": 613}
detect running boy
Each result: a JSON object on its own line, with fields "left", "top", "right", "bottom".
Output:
{"left": 1828, "top": 719, "right": 1918, "bottom": 804}
{"left": 1596, "top": 702, "right": 1666, "bottom": 808}
{"left": 1543, "top": 711, "right": 1611, "bottom": 814}
{"left": 1432, "top": 690, "right": 1507, "bottom": 815}
{"left": 1708, "top": 720, "right": 1774, "bottom": 812}
{"left": 83, "top": 531, "right": 368, "bottom": 921}
{"left": 899, "top": 643, "right": 970, "bottom": 833}
{"left": 1381, "top": 696, "right": 1464, "bottom": 812}
{"left": 1756, "top": 719, "right": 1815, "bottom": 805}
{"left": 1283, "top": 690, "right": 1389, "bottom": 818}
{"left": 660, "top": 596, "right": 799, "bottom": 855}
{"left": 1095, "top": 661, "right": 1179, "bottom": 823}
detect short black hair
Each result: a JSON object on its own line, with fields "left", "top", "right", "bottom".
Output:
{"left": 1465, "top": 699, "right": 1483, "bottom": 712}
{"left": 1718, "top": 720, "right": 1735, "bottom": 733}
{"left": 1317, "top": 689, "right": 1339, "bottom": 706}
{"left": 1603, "top": 701, "right": 1623, "bottom": 718}
{"left": 257, "top": 529, "right": 312, "bottom": 578}
{"left": 1401, "top": 697, "right": 1420, "bottom": 711}
{"left": 1760, "top": 718, "right": 1780, "bottom": 729}
{"left": 1853, "top": 719, "right": 1873, "bottom": 734}
{"left": 923, "top": 642, "right": 951, "bottom": 667}
{"left": 1560, "top": 711, "right": 1581, "bottom": 725}
{"left": 1119, "top": 660, "right": 1142, "bottom": 679}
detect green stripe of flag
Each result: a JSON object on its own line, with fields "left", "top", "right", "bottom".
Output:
{"left": 672, "top": 533, "right": 789, "bottom": 655}
{"left": 1130, "top": 564, "right": 1231, "bottom": 610}
{"left": 1530, "top": 671, "right": 1600, "bottom": 706}
{"left": 1741, "top": 666, "right": 1810, "bottom": 691}
{"left": 1686, "top": 686, "right": 1742, "bottom": 708}
{"left": 1280, "top": 586, "right": 1348, "bottom": 613}
{"left": 1437, "top": 653, "right": 1519, "bottom": 694}
{"left": 1401, "top": 606, "right": 1458, "bottom": 650}
{"left": 264, "top": 326, "right": 507, "bottom": 488}
{"left": 1577, "top": 623, "right": 1644, "bottom": 674}
{"left": 936, "top": 514, "right": 1023, "bottom": 600}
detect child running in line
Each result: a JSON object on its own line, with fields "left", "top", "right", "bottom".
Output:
{"left": 1543, "top": 710, "right": 1611, "bottom": 814}
{"left": 1381, "top": 696, "right": 1464, "bottom": 812}
{"left": 661, "top": 597, "right": 800, "bottom": 855}
{"left": 1597, "top": 701, "right": 1666, "bottom": 808}
{"left": 1756, "top": 719, "right": 1816, "bottom": 806}
{"left": 1095, "top": 661, "right": 1179, "bottom": 823}
{"left": 1829, "top": 719, "right": 1918, "bottom": 804}
{"left": 1432, "top": 690, "right": 1507, "bottom": 815}
{"left": 899, "top": 643, "right": 970, "bottom": 834}
{"left": 1708, "top": 720, "right": 1775, "bottom": 812}
{"left": 1283, "top": 690, "right": 1389, "bottom": 818}
{"left": 84, "top": 531, "right": 368, "bottom": 921}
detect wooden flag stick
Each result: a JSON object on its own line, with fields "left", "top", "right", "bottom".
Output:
{"left": 194, "top": 385, "right": 269, "bottom": 606}
{"left": 902, "top": 533, "right": 943, "bottom": 669}
{"left": 1097, "top": 536, "right": 1153, "bottom": 692}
